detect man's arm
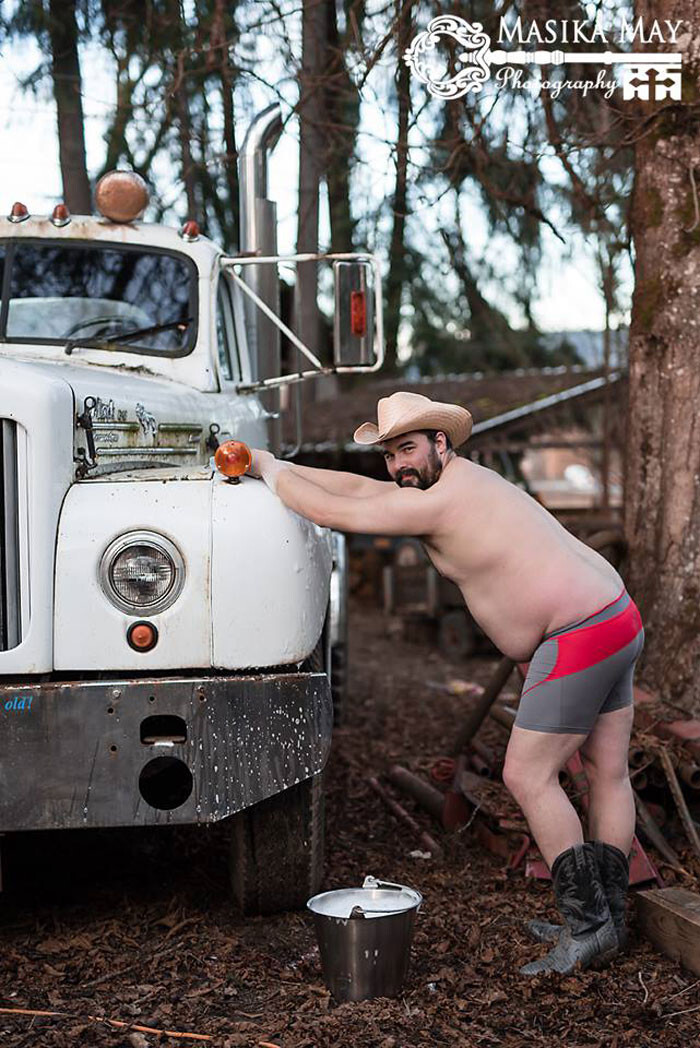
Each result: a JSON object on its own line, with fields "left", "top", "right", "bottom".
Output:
{"left": 284, "top": 461, "right": 391, "bottom": 498}
{"left": 274, "top": 466, "right": 442, "bottom": 536}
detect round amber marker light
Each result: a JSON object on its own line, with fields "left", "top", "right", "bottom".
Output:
{"left": 214, "top": 440, "right": 252, "bottom": 478}
{"left": 127, "top": 621, "right": 158, "bottom": 652}
{"left": 95, "top": 170, "right": 149, "bottom": 223}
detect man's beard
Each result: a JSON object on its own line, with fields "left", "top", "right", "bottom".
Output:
{"left": 395, "top": 446, "right": 443, "bottom": 489}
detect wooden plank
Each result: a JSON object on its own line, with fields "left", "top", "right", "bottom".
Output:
{"left": 636, "top": 888, "right": 700, "bottom": 975}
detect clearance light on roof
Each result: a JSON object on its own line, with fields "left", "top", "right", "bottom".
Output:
{"left": 94, "top": 170, "right": 149, "bottom": 223}
{"left": 51, "top": 203, "right": 71, "bottom": 227}
{"left": 8, "top": 202, "right": 29, "bottom": 223}
{"left": 180, "top": 220, "right": 200, "bottom": 242}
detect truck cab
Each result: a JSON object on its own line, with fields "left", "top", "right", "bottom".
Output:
{"left": 0, "top": 106, "right": 381, "bottom": 913}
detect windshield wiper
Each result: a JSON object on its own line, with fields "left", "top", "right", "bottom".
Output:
{"left": 64, "top": 317, "right": 193, "bottom": 356}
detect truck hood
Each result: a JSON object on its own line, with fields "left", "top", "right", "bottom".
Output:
{"left": 0, "top": 352, "right": 266, "bottom": 476}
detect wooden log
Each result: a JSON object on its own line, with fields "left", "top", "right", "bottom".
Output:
{"left": 450, "top": 656, "right": 515, "bottom": 755}
{"left": 636, "top": 888, "right": 700, "bottom": 976}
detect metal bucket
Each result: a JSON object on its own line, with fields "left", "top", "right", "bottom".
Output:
{"left": 307, "top": 875, "right": 422, "bottom": 1002}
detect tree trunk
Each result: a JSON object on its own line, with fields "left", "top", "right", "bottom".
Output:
{"left": 384, "top": 0, "right": 412, "bottom": 372}
{"left": 324, "top": 0, "right": 359, "bottom": 252}
{"left": 175, "top": 53, "right": 197, "bottom": 218}
{"left": 211, "top": 0, "right": 239, "bottom": 250}
{"left": 48, "top": 0, "right": 91, "bottom": 214}
{"left": 296, "top": 0, "right": 327, "bottom": 384}
{"left": 624, "top": 4, "right": 700, "bottom": 712}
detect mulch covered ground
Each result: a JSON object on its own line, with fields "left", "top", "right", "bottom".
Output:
{"left": 1, "top": 596, "right": 699, "bottom": 1047}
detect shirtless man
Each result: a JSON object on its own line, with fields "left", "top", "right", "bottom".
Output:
{"left": 249, "top": 391, "right": 644, "bottom": 976}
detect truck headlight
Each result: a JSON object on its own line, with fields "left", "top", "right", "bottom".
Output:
{"left": 99, "top": 532, "right": 185, "bottom": 614}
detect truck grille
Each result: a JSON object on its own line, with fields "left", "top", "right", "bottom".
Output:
{"left": 0, "top": 420, "right": 21, "bottom": 651}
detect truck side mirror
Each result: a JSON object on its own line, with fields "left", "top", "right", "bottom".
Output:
{"left": 333, "top": 260, "right": 376, "bottom": 368}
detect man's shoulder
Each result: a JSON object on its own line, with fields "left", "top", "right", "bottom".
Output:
{"left": 438, "top": 456, "right": 475, "bottom": 487}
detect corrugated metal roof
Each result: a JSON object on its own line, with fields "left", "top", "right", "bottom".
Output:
{"left": 283, "top": 365, "right": 622, "bottom": 451}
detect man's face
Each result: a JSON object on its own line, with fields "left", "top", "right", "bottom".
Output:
{"left": 381, "top": 431, "right": 445, "bottom": 489}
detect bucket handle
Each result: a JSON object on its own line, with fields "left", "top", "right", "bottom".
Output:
{"left": 362, "top": 875, "right": 403, "bottom": 892}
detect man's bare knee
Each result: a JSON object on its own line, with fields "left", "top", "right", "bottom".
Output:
{"left": 503, "top": 756, "right": 554, "bottom": 805}
{"left": 580, "top": 747, "right": 630, "bottom": 788}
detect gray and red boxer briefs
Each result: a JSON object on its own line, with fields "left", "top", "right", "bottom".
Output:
{"left": 515, "top": 587, "right": 645, "bottom": 735}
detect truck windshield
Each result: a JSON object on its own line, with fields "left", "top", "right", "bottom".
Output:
{"left": 0, "top": 241, "right": 197, "bottom": 356}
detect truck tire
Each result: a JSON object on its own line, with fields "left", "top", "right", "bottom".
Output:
{"left": 228, "top": 771, "right": 325, "bottom": 915}
{"left": 330, "top": 642, "right": 349, "bottom": 726}
{"left": 329, "top": 531, "right": 350, "bottom": 726}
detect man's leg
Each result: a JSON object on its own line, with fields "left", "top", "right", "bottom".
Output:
{"left": 579, "top": 704, "right": 635, "bottom": 854}
{"left": 502, "top": 725, "right": 587, "bottom": 867}
{"left": 503, "top": 726, "right": 618, "bottom": 974}
{"left": 578, "top": 704, "right": 635, "bottom": 949}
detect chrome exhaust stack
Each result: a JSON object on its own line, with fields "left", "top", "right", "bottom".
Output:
{"left": 239, "top": 105, "right": 283, "bottom": 450}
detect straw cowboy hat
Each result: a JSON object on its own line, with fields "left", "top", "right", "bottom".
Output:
{"left": 353, "top": 391, "right": 473, "bottom": 448}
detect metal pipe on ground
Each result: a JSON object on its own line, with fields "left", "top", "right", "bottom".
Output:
{"left": 368, "top": 776, "right": 444, "bottom": 859}
{"left": 488, "top": 704, "right": 517, "bottom": 732}
{"left": 468, "top": 752, "right": 492, "bottom": 778}
{"left": 470, "top": 738, "right": 498, "bottom": 769}
{"left": 649, "top": 765, "right": 667, "bottom": 788}
{"left": 628, "top": 746, "right": 647, "bottom": 768}
{"left": 387, "top": 765, "right": 446, "bottom": 823}
{"left": 678, "top": 759, "right": 700, "bottom": 790}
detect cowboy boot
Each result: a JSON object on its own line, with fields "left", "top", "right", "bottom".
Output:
{"left": 525, "top": 917, "right": 560, "bottom": 944}
{"left": 525, "top": 841, "right": 630, "bottom": 948}
{"left": 519, "top": 843, "right": 618, "bottom": 975}
{"left": 593, "top": 841, "right": 629, "bottom": 950}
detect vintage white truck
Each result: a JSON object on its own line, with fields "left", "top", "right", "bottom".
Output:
{"left": 0, "top": 105, "right": 382, "bottom": 913}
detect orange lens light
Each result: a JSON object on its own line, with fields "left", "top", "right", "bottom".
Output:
{"left": 180, "top": 219, "right": 200, "bottom": 241}
{"left": 127, "top": 621, "right": 158, "bottom": 652}
{"left": 350, "top": 290, "right": 367, "bottom": 336}
{"left": 214, "top": 440, "right": 252, "bottom": 479}
{"left": 94, "top": 171, "right": 149, "bottom": 223}
{"left": 51, "top": 203, "right": 71, "bottom": 227}
{"left": 9, "top": 201, "right": 29, "bottom": 223}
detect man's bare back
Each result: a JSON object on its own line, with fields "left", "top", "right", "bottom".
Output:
{"left": 419, "top": 457, "right": 622, "bottom": 661}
